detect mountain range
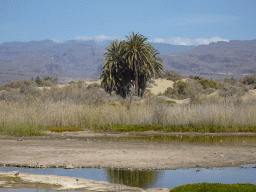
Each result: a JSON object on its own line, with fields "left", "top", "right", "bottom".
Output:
{"left": 0, "top": 38, "right": 255, "bottom": 85}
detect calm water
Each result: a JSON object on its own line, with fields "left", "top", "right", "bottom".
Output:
{"left": 0, "top": 164, "right": 256, "bottom": 191}
{"left": 76, "top": 135, "right": 256, "bottom": 146}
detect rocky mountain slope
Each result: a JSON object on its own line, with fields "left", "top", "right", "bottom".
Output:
{"left": 162, "top": 40, "right": 256, "bottom": 79}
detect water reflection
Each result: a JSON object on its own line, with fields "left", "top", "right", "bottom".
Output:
{"left": 105, "top": 168, "right": 163, "bottom": 188}
{"left": 0, "top": 165, "right": 256, "bottom": 190}
{"left": 80, "top": 135, "right": 256, "bottom": 146}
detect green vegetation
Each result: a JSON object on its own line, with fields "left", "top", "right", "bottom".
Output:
{"left": 170, "top": 183, "right": 256, "bottom": 192}
{"left": 2, "top": 176, "right": 22, "bottom": 184}
{"left": 0, "top": 121, "right": 45, "bottom": 136}
{"left": 0, "top": 175, "right": 62, "bottom": 190}
{"left": 101, "top": 32, "right": 163, "bottom": 98}
{"left": 49, "top": 126, "right": 84, "bottom": 132}
{"left": 32, "top": 76, "right": 58, "bottom": 87}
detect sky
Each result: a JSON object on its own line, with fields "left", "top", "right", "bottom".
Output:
{"left": 0, "top": 0, "right": 256, "bottom": 45}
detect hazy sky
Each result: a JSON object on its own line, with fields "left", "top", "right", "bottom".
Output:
{"left": 1, "top": 0, "right": 255, "bottom": 45}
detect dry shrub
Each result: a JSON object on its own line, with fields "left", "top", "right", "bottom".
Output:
{"left": 219, "top": 87, "right": 238, "bottom": 97}
{"left": 163, "top": 70, "right": 183, "bottom": 81}
{"left": 219, "top": 84, "right": 248, "bottom": 97}
{"left": 241, "top": 74, "right": 256, "bottom": 85}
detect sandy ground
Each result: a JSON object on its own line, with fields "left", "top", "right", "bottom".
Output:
{"left": 0, "top": 131, "right": 256, "bottom": 191}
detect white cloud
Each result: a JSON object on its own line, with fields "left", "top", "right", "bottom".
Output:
{"left": 52, "top": 35, "right": 229, "bottom": 46}
{"left": 51, "top": 39, "right": 68, "bottom": 43}
{"left": 149, "top": 36, "right": 229, "bottom": 46}
{"left": 52, "top": 35, "right": 120, "bottom": 43}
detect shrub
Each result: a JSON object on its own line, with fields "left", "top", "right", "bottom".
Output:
{"left": 224, "top": 76, "right": 238, "bottom": 86}
{"left": 219, "top": 84, "right": 248, "bottom": 97}
{"left": 219, "top": 87, "right": 237, "bottom": 97}
{"left": 164, "top": 87, "right": 177, "bottom": 97}
{"left": 174, "top": 81, "right": 188, "bottom": 95}
{"left": 164, "top": 70, "right": 183, "bottom": 81}
{"left": 87, "top": 82, "right": 100, "bottom": 89}
{"left": 33, "top": 76, "right": 58, "bottom": 87}
{"left": 164, "top": 80, "right": 202, "bottom": 100}
{"left": 193, "top": 76, "right": 217, "bottom": 89}
{"left": 198, "top": 78, "right": 217, "bottom": 89}
{"left": 242, "top": 74, "right": 256, "bottom": 85}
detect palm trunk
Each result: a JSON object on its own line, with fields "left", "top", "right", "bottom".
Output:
{"left": 134, "top": 61, "right": 139, "bottom": 97}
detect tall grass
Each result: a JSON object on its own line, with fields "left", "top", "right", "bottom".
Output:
{"left": 0, "top": 99, "right": 255, "bottom": 135}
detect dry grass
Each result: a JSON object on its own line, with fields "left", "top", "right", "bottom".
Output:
{"left": 0, "top": 98, "right": 255, "bottom": 135}
{"left": 0, "top": 77, "right": 256, "bottom": 136}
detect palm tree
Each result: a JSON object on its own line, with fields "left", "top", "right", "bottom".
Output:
{"left": 123, "top": 32, "right": 163, "bottom": 97}
{"left": 101, "top": 32, "right": 164, "bottom": 98}
{"left": 100, "top": 40, "right": 133, "bottom": 98}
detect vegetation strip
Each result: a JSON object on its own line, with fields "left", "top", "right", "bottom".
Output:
{"left": 169, "top": 183, "right": 256, "bottom": 192}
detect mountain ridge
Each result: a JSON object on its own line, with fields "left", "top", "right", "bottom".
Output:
{"left": 0, "top": 39, "right": 255, "bottom": 85}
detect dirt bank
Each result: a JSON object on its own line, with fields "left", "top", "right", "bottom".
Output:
{"left": 0, "top": 131, "right": 256, "bottom": 170}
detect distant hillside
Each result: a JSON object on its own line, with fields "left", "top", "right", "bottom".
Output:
{"left": 161, "top": 40, "right": 256, "bottom": 79}
{"left": 0, "top": 39, "right": 255, "bottom": 85}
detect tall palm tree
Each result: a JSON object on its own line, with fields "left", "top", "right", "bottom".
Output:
{"left": 123, "top": 32, "right": 163, "bottom": 97}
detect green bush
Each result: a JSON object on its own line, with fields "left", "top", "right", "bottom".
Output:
{"left": 198, "top": 79, "right": 217, "bottom": 89}
{"left": 33, "top": 76, "right": 58, "bottom": 87}
{"left": 170, "top": 183, "right": 256, "bottom": 192}
{"left": 193, "top": 76, "right": 217, "bottom": 89}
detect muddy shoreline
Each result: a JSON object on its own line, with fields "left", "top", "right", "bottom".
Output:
{"left": 0, "top": 131, "right": 256, "bottom": 171}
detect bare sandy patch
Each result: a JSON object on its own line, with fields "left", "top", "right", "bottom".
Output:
{"left": 146, "top": 78, "right": 174, "bottom": 95}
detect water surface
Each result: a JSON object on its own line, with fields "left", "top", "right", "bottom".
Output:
{"left": 1, "top": 164, "right": 256, "bottom": 190}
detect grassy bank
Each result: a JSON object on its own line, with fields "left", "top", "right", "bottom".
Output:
{"left": 0, "top": 99, "right": 255, "bottom": 136}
